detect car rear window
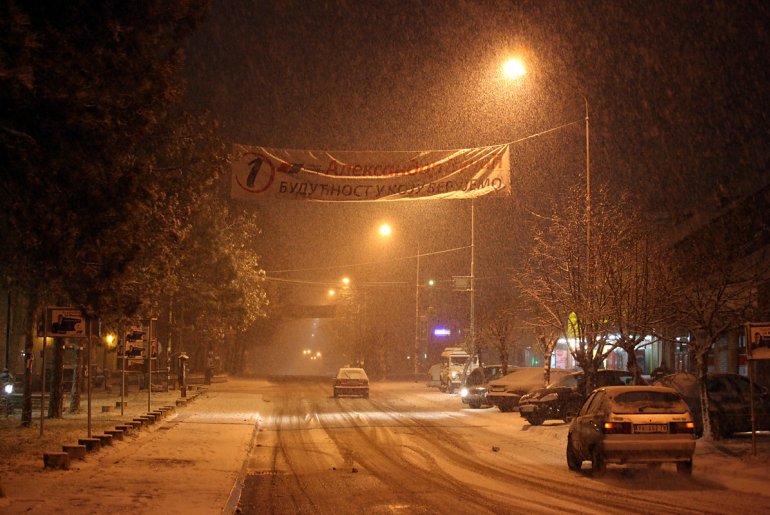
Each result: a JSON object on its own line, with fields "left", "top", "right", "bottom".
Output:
{"left": 610, "top": 391, "right": 688, "bottom": 414}
{"left": 339, "top": 369, "right": 367, "bottom": 380}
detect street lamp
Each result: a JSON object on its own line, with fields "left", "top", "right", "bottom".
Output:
{"left": 501, "top": 57, "right": 592, "bottom": 286}
{"left": 103, "top": 333, "right": 116, "bottom": 383}
{"left": 378, "top": 222, "right": 422, "bottom": 378}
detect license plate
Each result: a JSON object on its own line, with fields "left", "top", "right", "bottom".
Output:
{"left": 634, "top": 424, "right": 668, "bottom": 433}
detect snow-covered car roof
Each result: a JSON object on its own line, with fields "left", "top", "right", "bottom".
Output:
{"left": 489, "top": 367, "right": 572, "bottom": 391}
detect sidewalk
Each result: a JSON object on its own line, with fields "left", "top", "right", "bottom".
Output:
{"left": 693, "top": 434, "right": 770, "bottom": 495}
{"left": 0, "top": 379, "right": 267, "bottom": 514}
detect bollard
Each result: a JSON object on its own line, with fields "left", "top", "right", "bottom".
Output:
{"left": 78, "top": 438, "right": 101, "bottom": 452}
{"left": 62, "top": 444, "right": 87, "bottom": 460}
{"left": 104, "top": 429, "right": 124, "bottom": 441}
{"left": 43, "top": 452, "right": 70, "bottom": 470}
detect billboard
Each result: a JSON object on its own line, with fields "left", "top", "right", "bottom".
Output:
{"left": 44, "top": 307, "right": 87, "bottom": 338}
{"left": 745, "top": 322, "right": 770, "bottom": 360}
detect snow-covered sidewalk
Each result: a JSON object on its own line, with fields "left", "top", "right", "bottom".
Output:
{"left": 0, "top": 379, "right": 266, "bottom": 514}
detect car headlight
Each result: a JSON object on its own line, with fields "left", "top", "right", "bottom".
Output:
{"left": 460, "top": 387, "right": 469, "bottom": 397}
{"left": 540, "top": 393, "right": 558, "bottom": 402}
{"left": 450, "top": 371, "right": 459, "bottom": 379}
{"left": 3, "top": 383, "right": 12, "bottom": 395}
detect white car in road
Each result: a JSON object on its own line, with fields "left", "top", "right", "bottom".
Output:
{"left": 566, "top": 385, "right": 697, "bottom": 476}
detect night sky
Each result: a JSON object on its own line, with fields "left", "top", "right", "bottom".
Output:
{"left": 183, "top": 0, "right": 770, "bottom": 303}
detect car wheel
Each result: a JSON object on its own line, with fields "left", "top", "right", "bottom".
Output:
{"left": 566, "top": 437, "right": 582, "bottom": 471}
{"left": 498, "top": 404, "right": 512, "bottom": 413}
{"left": 590, "top": 446, "right": 606, "bottom": 477}
{"left": 677, "top": 459, "right": 693, "bottom": 475}
{"left": 469, "top": 399, "right": 481, "bottom": 409}
{"left": 526, "top": 415, "right": 544, "bottom": 426}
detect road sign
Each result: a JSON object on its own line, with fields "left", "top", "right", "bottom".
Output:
{"left": 45, "top": 307, "right": 86, "bottom": 338}
{"left": 452, "top": 276, "right": 471, "bottom": 291}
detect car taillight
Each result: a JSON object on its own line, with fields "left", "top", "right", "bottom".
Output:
{"left": 670, "top": 421, "right": 695, "bottom": 434}
{"left": 602, "top": 421, "right": 632, "bottom": 434}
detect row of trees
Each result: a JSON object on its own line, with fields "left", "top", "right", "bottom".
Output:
{"left": 472, "top": 182, "right": 767, "bottom": 438}
{"left": 1, "top": 2, "right": 269, "bottom": 425}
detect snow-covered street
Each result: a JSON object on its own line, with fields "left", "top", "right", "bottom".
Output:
{"left": 239, "top": 379, "right": 770, "bottom": 514}
{"left": 2, "top": 378, "right": 769, "bottom": 514}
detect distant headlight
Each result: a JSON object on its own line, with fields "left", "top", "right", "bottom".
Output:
{"left": 460, "top": 387, "right": 469, "bottom": 397}
{"left": 3, "top": 383, "right": 12, "bottom": 395}
{"left": 540, "top": 393, "right": 558, "bottom": 402}
{"left": 450, "top": 371, "right": 459, "bottom": 379}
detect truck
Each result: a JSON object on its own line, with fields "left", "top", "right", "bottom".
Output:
{"left": 439, "top": 347, "right": 477, "bottom": 393}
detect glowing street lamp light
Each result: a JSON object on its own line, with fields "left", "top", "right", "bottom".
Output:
{"left": 328, "top": 289, "right": 336, "bottom": 297}
{"left": 502, "top": 57, "right": 527, "bottom": 80}
{"left": 378, "top": 223, "right": 392, "bottom": 238}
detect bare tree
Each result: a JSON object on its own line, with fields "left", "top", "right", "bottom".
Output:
{"left": 601, "top": 203, "right": 670, "bottom": 385}
{"left": 520, "top": 185, "right": 620, "bottom": 396}
{"left": 534, "top": 330, "right": 561, "bottom": 386}
{"left": 665, "top": 215, "right": 765, "bottom": 438}
{"left": 478, "top": 308, "right": 520, "bottom": 376}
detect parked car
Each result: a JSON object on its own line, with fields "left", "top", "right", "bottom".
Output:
{"left": 566, "top": 385, "right": 697, "bottom": 476}
{"left": 460, "top": 364, "right": 507, "bottom": 409}
{"left": 519, "top": 369, "right": 634, "bottom": 425}
{"left": 653, "top": 372, "right": 770, "bottom": 438}
{"left": 487, "top": 367, "right": 572, "bottom": 412}
{"left": 333, "top": 367, "right": 369, "bottom": 398}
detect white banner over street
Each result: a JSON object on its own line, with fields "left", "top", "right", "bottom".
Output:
{"left": 230, "top": 144, "right": 510, "bottom": 201}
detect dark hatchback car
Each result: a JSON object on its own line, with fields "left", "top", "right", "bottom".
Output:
{"left": 460, "top": 364, "right": 506, "bottom": 409}
{"left": 654, "top": 372, "right": 770, "bottom": 438}
{"left": 519, "top": 369, "right": 634, "bottom": 425}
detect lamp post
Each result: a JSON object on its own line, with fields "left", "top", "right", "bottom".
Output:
{"left": 501, "top": 57, "right": 592, "bottom": 289}
{"left": 378, "top": 222, "right": 421, "bottom": 377}
{"left": 414, "top": 241, "right": 421, "bottom": 378}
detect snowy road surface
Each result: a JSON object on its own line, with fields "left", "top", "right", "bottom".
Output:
{"left": 238, "top": 379, "right": 770, "bottom": 515}
{"left": 2, "top": 378, "right": 769, "bottom": 514}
